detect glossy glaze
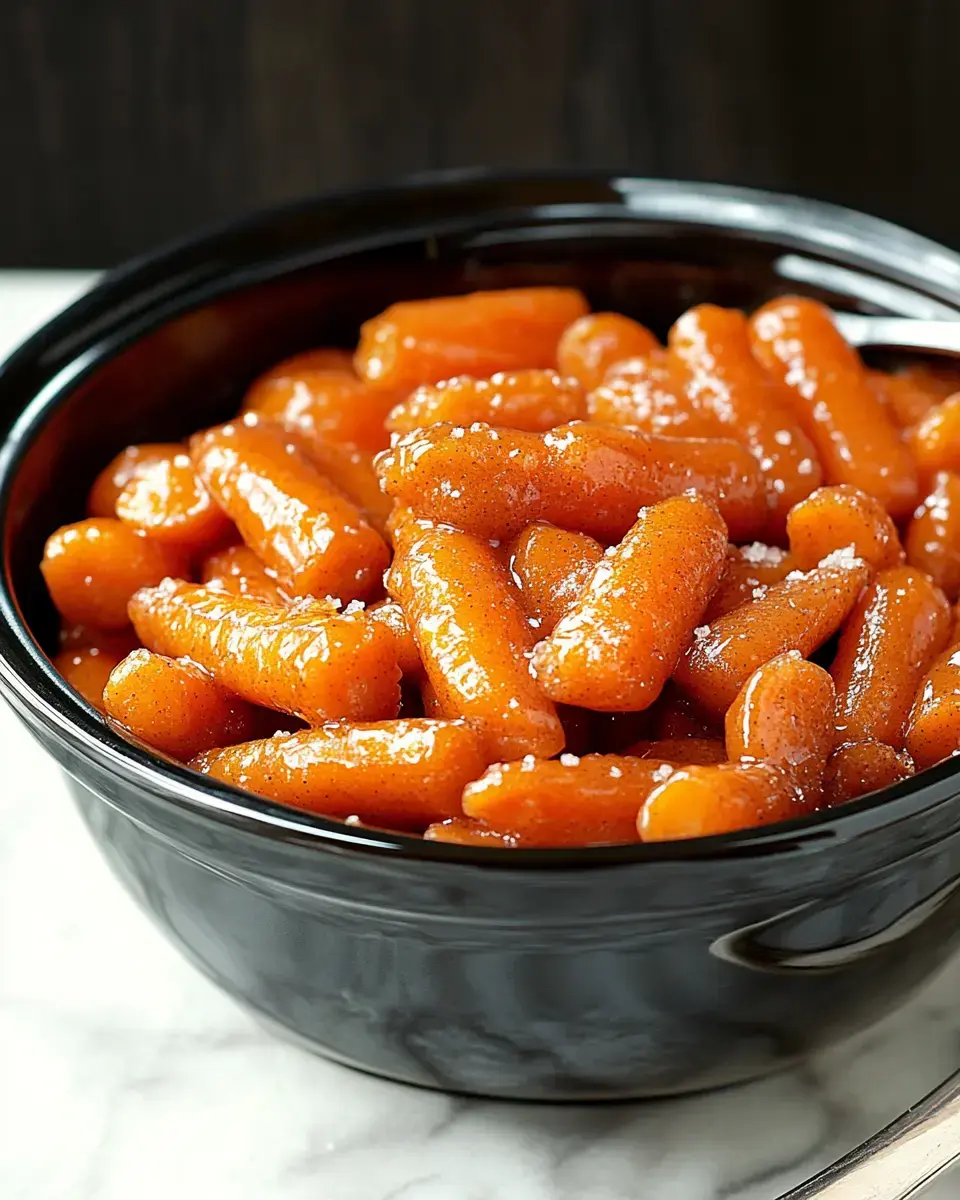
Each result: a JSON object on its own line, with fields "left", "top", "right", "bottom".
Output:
{"left": 4, "top": 175, "right": 960, "bottom": 1099}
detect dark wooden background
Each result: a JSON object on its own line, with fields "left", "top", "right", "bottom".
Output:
{"left": 1, "top": 0, "right": 957, "bottom": 267}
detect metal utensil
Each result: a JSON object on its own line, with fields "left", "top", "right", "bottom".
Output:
{"left": 834, "top": 313, "right": 960, "bottom": 356}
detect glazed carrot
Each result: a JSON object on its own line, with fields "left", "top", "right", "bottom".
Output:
{"left": 507, "top": 522, "right": 604, "bottom": 635}
{"left": 823, "top": 739, "right": 915, "bottom": 805}
{"left": 669, "top": 305, "right": 822, "bottom": 527}
{"left": 355, "top": 287, "right": 589, "bottom": 392}
{"left": 42, "top": 519, "right": 188, "bottom": 630}
{"left": 242, "top": 368, "right": 396, "bottom": 453}
{"left": 103, "top": 649, "right": 264, "bottom": 761}
{"left": 191, "top": 416, "right": 389, "bottom": 601}
{"left": 87, "top": 442, "right": 185, "bottom": 518}
{"left": 193, "top": 719, "right": 488, "bottom": 828}
{"left": 533, "top": 494, "right": 727, "bottom": 711}
{"left": 376, "top": 421, "right": 767, "bottom": 543}
{"left": 832, "top": 566, "right": 952, "bottom": 746}
{"left": 904, "top": 646, "right": 960, "bottom": 769}
{"left": 200, "top": 543, "right": 290, "bottom": 605}
{"left": 673, "top": 554, "right": 870, "bottom": 718}
{"left": 905, "top": 473, "right": 960, "bottom": 600}
{"left": 587, "top": 354, "right": 728, "bottom": 438}
{"left": 906, "top": 394, "right": 960, "bottom": 480}
{"left": 129, "top": 580, "right": 401, "bottom": 724}
{"left": 786, "top": 485, "right": 904, "bottom": 573}
{"left": 640, "top": 762, "right": 809, "bottom": 841}
{"left": 115, "top": 451, "right": 234, "bottom": 554}
{"left": 387, "top": 523, "right": 564, "bottom": 760}
{"left": 53, "top": 628, "right": 140, "bottom": 713}
{"left": 725, "top": 651, "right": 836, "bottom": 797}
{"left": 251, "top": 347, "right": 355, "bottom": 379}
{"left": 899, "top": 364, "right": 960, "bottom": 403}
{"left": 366, "top": 600, "right": 421, "bottom": 676}
{"left": 867, "top": 370, "right": 938, "bottom": 430}
{"left": 423, "top": 817, "right": 521, "bottom": 847}
{"left": 462, "top": 754, "right": 675, "bottom": 846}
{"left": 703, "top": 543, "right": 796, "bottom": 622}
{"left": 556, "top": 313, "right": 659, "bottom": 390}
{"left": 624, "top": 737, "right": 726, "bottom": 765}
{"left": 387, "top": 371, "right": 586, "bottom": 435}
{"left": 749, "top": 297, "right": 919, "bottom": 519}
{"left": 290, "top": 438, "right": 394, "bottom": 535}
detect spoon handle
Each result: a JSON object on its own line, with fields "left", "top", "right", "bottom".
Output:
{"left": 833, "top": 313, "right": 960, "bottom": 355}
{"left": 777, "top": 1069, "right": 960, "bottom": 1199}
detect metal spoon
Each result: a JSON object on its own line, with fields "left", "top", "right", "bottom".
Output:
{"left": 833, "top": 313, "right": 960, "bottom": 356}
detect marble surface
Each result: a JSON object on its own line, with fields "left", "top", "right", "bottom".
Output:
{"left": 1, "top": 273, "right": 959, "bottom": 1200}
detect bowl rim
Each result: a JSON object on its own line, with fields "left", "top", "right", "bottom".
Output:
{"left": 3, "top": 166, "right": 960, "bottom": 869}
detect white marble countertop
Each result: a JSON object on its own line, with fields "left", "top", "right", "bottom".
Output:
{"left": 1, "top": 273, "right": 959, "bottom": 1200}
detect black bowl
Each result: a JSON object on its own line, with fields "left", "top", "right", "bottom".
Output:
{"left": 3, "top": 171, "right": 960, "bottom": 1101}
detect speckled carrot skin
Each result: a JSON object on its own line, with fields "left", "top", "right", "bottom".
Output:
{"left": 556, "top": 313, "right": 659, "bottom": 390}
{"left": 115, "top": 450, "right": 233, "bottom": 553}
{"left": 832, "top": 566, "right": 951, "bottom": 747}
{"left": 823, "top": 740, "right": 915, "bottom": 805}
{"left": 387, "top": 371, "right": 586, "bottom": 435}
{"left": 42, "top": 518, "right": 188, "bottom": 630}
{"left": 366, "top": 600, "right": 421, "bottom": 676}
{"left": 533, "top": 494, "right": 728, "bottom": 711}
{"left": 623, "top": 737, "right": 726, "bottom": 765}
{"left": 355, "top": 287, "right": 589, "bottom": 392}
{"left": 191, "top": 415, "right": 389, "bottom": 601}
{"left": 703, "top": 543, "right": 796, "bottom": 622}
{"left": 640, "top": 761, "right": 810, "bottom": 841}
{"left": 200, "top": 544, "right": 290, "bottom": 605}
{"left": 674, "top": 555, "right": 870, "bottom": 718}
{"left": 288, "top": 438, "right": 393, "bottom": 535}
{"left": 104, "top": 649, "right": 264, "bottom": 761}
{"left": 906, "top": 394, "right": 960, "bottom": 480}
{"left": 905, "top": 646, "right": 960, "bottom": 770}
{"left": 749, "top": 297, "right": 919, "bottom": 520}
{"left": 587, "top": 352, "right": 728, "bottom": 438}
{"left": 787, "top": 485, "right": 904, "bottom": 573}
{"left": 669, "top": 304, "right": 822, "bottom": 529}
{"left": 423, "top": 817, "right": 522, "bottom": 847}
{"left": 725, "top": 651, "right": 836, "bottom": 798}
{"left": 129, "top": 580, "right": 401, "bottom": 724}
{"left": 87, "top": 442, "right": 186, "bottom": 518}
{"left": 387, "top": 523, "right": 564, "bottom": 761}
{"left": 905, "top": 472, "right": 960, "bottom": 600}
{"left": 376, "top": 421, "right": 767, "bottom": 543}
{"left": 193, "top": 718, "right": 488, "bottom": 828}
{"left": 462, "top": 754, "right": 675, "bottom": 846}
{"left": 507, "top": 522, "right": 604, "bottom": 635}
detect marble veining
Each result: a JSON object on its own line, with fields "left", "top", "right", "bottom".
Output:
{"left": 1, "top": 275, "right": 959, "bottom": 1200}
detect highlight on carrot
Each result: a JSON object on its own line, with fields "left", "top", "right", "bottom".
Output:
{"left": 556, "top": 312, "right": 659, "bottom": 390}
{"left": 823, "top": 740, "right": 916, "bottom": 807}
{"left": 87, "top": 442, "right": 187, "bottom": 518}
{"left": 507, "top": 522, "right": 604, "bottom": 635}
{"left": 387, "top": 370, "right": 586, "bottom": 435}
{"left": 786, "top": 485, "right": 904, "bottom": 573}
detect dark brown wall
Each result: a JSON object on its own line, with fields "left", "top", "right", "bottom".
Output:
{"left": 1, "top": 0, "right": 957, "bottom": 266}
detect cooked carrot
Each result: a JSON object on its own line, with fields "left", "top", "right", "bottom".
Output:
{"left": 749, "top": 297, "right": 918, "bottom": 520}
{"left": 640, "top": 762, "right": 810, "bottom": 841}
{"left": 787, "top": 485, "right": 904, "bottom": 573}
{"left": 289, "top": 437, "right": 393, "bottom": 535}
{"left": 669, "top": 304, "right": 822, "bottom": 528}
{"left": 673, "top": 554, "right": 870, "bottom": 718}
{"left": 387, "top": 522, "right": 564, "bottom": 760}
{"left": 191, "top": 415, "right": 389, "bottom": 601}
{"left": 423, "top": 817, "right": 521, "bottom": 847}
{"left": 366, "top": 600, "right": 421, "bottom": 676}
{"left": 242, "top": 368, "right": 396, "bottom": 452}
{"left": 129, "top": 580, "right": 400, "bottom": 724}
{"left": 376, "top": 421, "right": 767, "bottom": 543}
{"left": 905, "top": 472, "right": 960, "bottom": 600}
{"left": 703, "top": 543, "right": 796, "bottom": 622}
{"left": 58, "top": 622, "right": 140, "bottom": 654}
{"left": 823, "top": 739, "right": 915, "bottom": 805}
{"left": 250, "top": 347, "right": 355, "bottom": 380}
{"left": 387, "top": 370, "right": 586, "bottom": 435}
{"left": 533, "top": 494, "right": 728, "bottom": 711}
{"left": 624, "top": 737, "right": 726, "bottom": 765}
{"left": 587, "top": 353, "right": 727, "bottom": 438}
{"left": 556, "top": 312, "right": 659, "bottom": 390}
{"left": 906, "top": 394, "right": 960, "bottom": 480}
{"left": 832, "top": 566, "right": 952, "bottom": 746}
{"left": 462, "top": 754, "right": 675, "bottom": 846}
{"left": 507, "top": 522, "right": 604, "bottom": 635}
{"left": 115, "top": 451, "right": 234, "bottom": 554}
{"left": 355, "top": 287, "right": 589, "bottom": 392}
{"left": 193, "top": 718, "right": 488, "bottom": 828}
{"left": 724, "top": 651, "right": 836, "bottom": 798}
{"left": 53, "top": 630, "right": 140, "bottom": 713}
{"left": 866, "top": 370, "right": 938, "bottom": 430}
{"left": 103, "top": 649, "right": 264, "bottom": 760}
{"left": 899, "top": 364, "right": 960, "bottom": 403}
{"left": 42, "top": 519, "right": 188, "bottom": 630}
{"left": 904, "top": 646, "right": 960, "bottom": 770}
{"left": 87, "top": 442, "right": 185, "bottom": 518}
{"left": 200, "top": 543, "right": 290, "bottom": 605}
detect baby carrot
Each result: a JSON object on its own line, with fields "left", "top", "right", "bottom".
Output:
{"left": 703, "top": 543, "right": 796, "bottom": 622}
{"left": 193, "top": 719, "right": 489, "bottom": 828}
{"left": 786, "top": 485, "right": 904, "bottom": 573}
{"left": 115, "top": 450, "right": 234, "bottom": 555}
{"left": 906, "top": 395, "right": 960, "bottom": 480}
{"left": 533, "top": 494, "right": 728, "bottom": 711}
{"left": 904, "top": 646, "right": 960, "bottom": 770}
{"left": 290, "top": 437, "right": 394, "bottom": 536}
{"left": 867, "top": 370, "right": 938, "bottom": 430}
{"left": 387, "top": 523, "right": 564, "bottom": 760}
{"left": 366, "top": 600, "right": 421, "bottom": 676}
{"left": 423, "top": 818, "right": 521, "bottom": 847}
{"left": 200, "top": 543, "right": 290, "bottom": 605}
{"left": 53, "top": 625, "right": 141, "bottom": 713}
{"left": 905, "top": 472, "right": 960, "bottom": 600}
{"left": 507, "top": 522, "right": 604, "bottom": 635}
{"left": 587, "top": 353, "right": 728, "bottom": 438}
{"left": 87, "top": 442, "right": 186, "bottom": 518}
{"left": 556, "top": 312, "right": 659, "bottom": 390}
{"left": 129, "top": 580, "right": 401, "bottom": 724}
{"left": 387, "top": 371, "right": 586, "bottom": 435}
{"left": 823, "top": 739, "right": 915, "bottom": 805}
